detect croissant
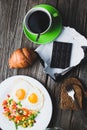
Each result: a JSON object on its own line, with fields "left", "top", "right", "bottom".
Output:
{"left": 8, "top": 48, "right": 37, "bottom": 68}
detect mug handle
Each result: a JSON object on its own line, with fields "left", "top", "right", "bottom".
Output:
{"left": 53, "top": 12, "right": 58, "bottom": 17}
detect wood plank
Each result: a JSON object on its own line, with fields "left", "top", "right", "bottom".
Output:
{"left": 46, "top": 77, "right": 61, "bottom": 127}
{"left": 78, "top": 60, "right": 87, "bottom": 91}
{"left": 57, "top": 0, "right": 87, "bottom": 37}
{"left": 0, "top": 0, "right": 28, "bottom": 82}
{"left": 70, "top": 111, "right": 86, "bottom": 130}
{"left": 78, "top": 62, "right": 87, "bottom": 112}
{"left": 60, "top": 110, "right": 73, "bottom": 130}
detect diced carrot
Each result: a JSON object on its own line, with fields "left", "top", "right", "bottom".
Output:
{"left": 2, "top": 100, "right": 8, "bottom": 106}
{"left": 16, "top": 116, "right": 22, "bottom": 120}
{"left": 4, "top": 108, "right": 10, "bottom": 112}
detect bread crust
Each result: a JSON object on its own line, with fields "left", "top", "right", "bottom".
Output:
{"left": 60, "top": 78, "right": 83, "bottom": 110}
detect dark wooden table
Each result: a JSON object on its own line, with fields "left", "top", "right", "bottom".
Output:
{"left": 0, "top": 0, "right": 87, "bottom": 130}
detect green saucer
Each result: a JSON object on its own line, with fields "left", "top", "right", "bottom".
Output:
{"left": 23, "top": 4, "right": 62, "bottom": 44}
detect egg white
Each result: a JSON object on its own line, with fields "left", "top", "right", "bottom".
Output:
{"left": 9, "top": 78, "right": 44, "bottom": 110}
{"left": 10, "top": 78, "right": 33, "bottom": 108}
{"left": 25, "top": 87, "right": 44, "bottom": 110}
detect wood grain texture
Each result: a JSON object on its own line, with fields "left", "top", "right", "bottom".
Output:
{"left": 0, "top": 0, "right": 87, "bottom": 130}
{"left": 57, "top": 0, "right": 87, "bottom": 38}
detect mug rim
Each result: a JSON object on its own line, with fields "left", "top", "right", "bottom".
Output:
{"left": 23, "top": 7, "right": 52, "bottom": 35}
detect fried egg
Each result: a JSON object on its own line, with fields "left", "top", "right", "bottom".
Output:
{"left": 10, "top": 78, "right": 33, "bottom": 106}
{"left": 10, "top": 78, "right": 44, "bottom": 110}
{"left": 26, "top": 87, "right": 44, "bottom": 110}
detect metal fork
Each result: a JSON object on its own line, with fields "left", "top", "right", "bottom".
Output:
{"left": 66, "top": 87, "right": 87, "bottom": 128}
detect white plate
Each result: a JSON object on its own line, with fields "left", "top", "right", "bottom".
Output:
{"left": 0, "top": 75, "right": 52, "bottom": 130}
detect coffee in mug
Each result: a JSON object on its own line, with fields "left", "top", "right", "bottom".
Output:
{"left": 28, "top": 10, "right": 50, "bottom": 34}
{"left": 24, "top": 8, "right": 52, "bottom": 35}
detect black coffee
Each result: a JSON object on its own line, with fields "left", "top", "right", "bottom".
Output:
{"left": 28, "top": 11, "right": 50, "bottom": 33}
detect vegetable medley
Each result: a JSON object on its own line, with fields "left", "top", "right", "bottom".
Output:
{"left": 2, "top": 95, "right": 39, "bottom": 130}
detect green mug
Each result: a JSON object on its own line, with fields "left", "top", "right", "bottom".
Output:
{"left": 23, "top": 4, "right": 62, "bottom": 44}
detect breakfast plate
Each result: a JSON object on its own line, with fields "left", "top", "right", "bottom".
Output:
{"left": 0, "top": 75, "right": 52, "bottom": 130}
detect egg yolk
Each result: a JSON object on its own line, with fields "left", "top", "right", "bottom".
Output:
{"left": 16, "top": 89, "right": 26, "bottom": 100}
{"left": 28, "top": 93, "right": 38, "bottom": 103}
